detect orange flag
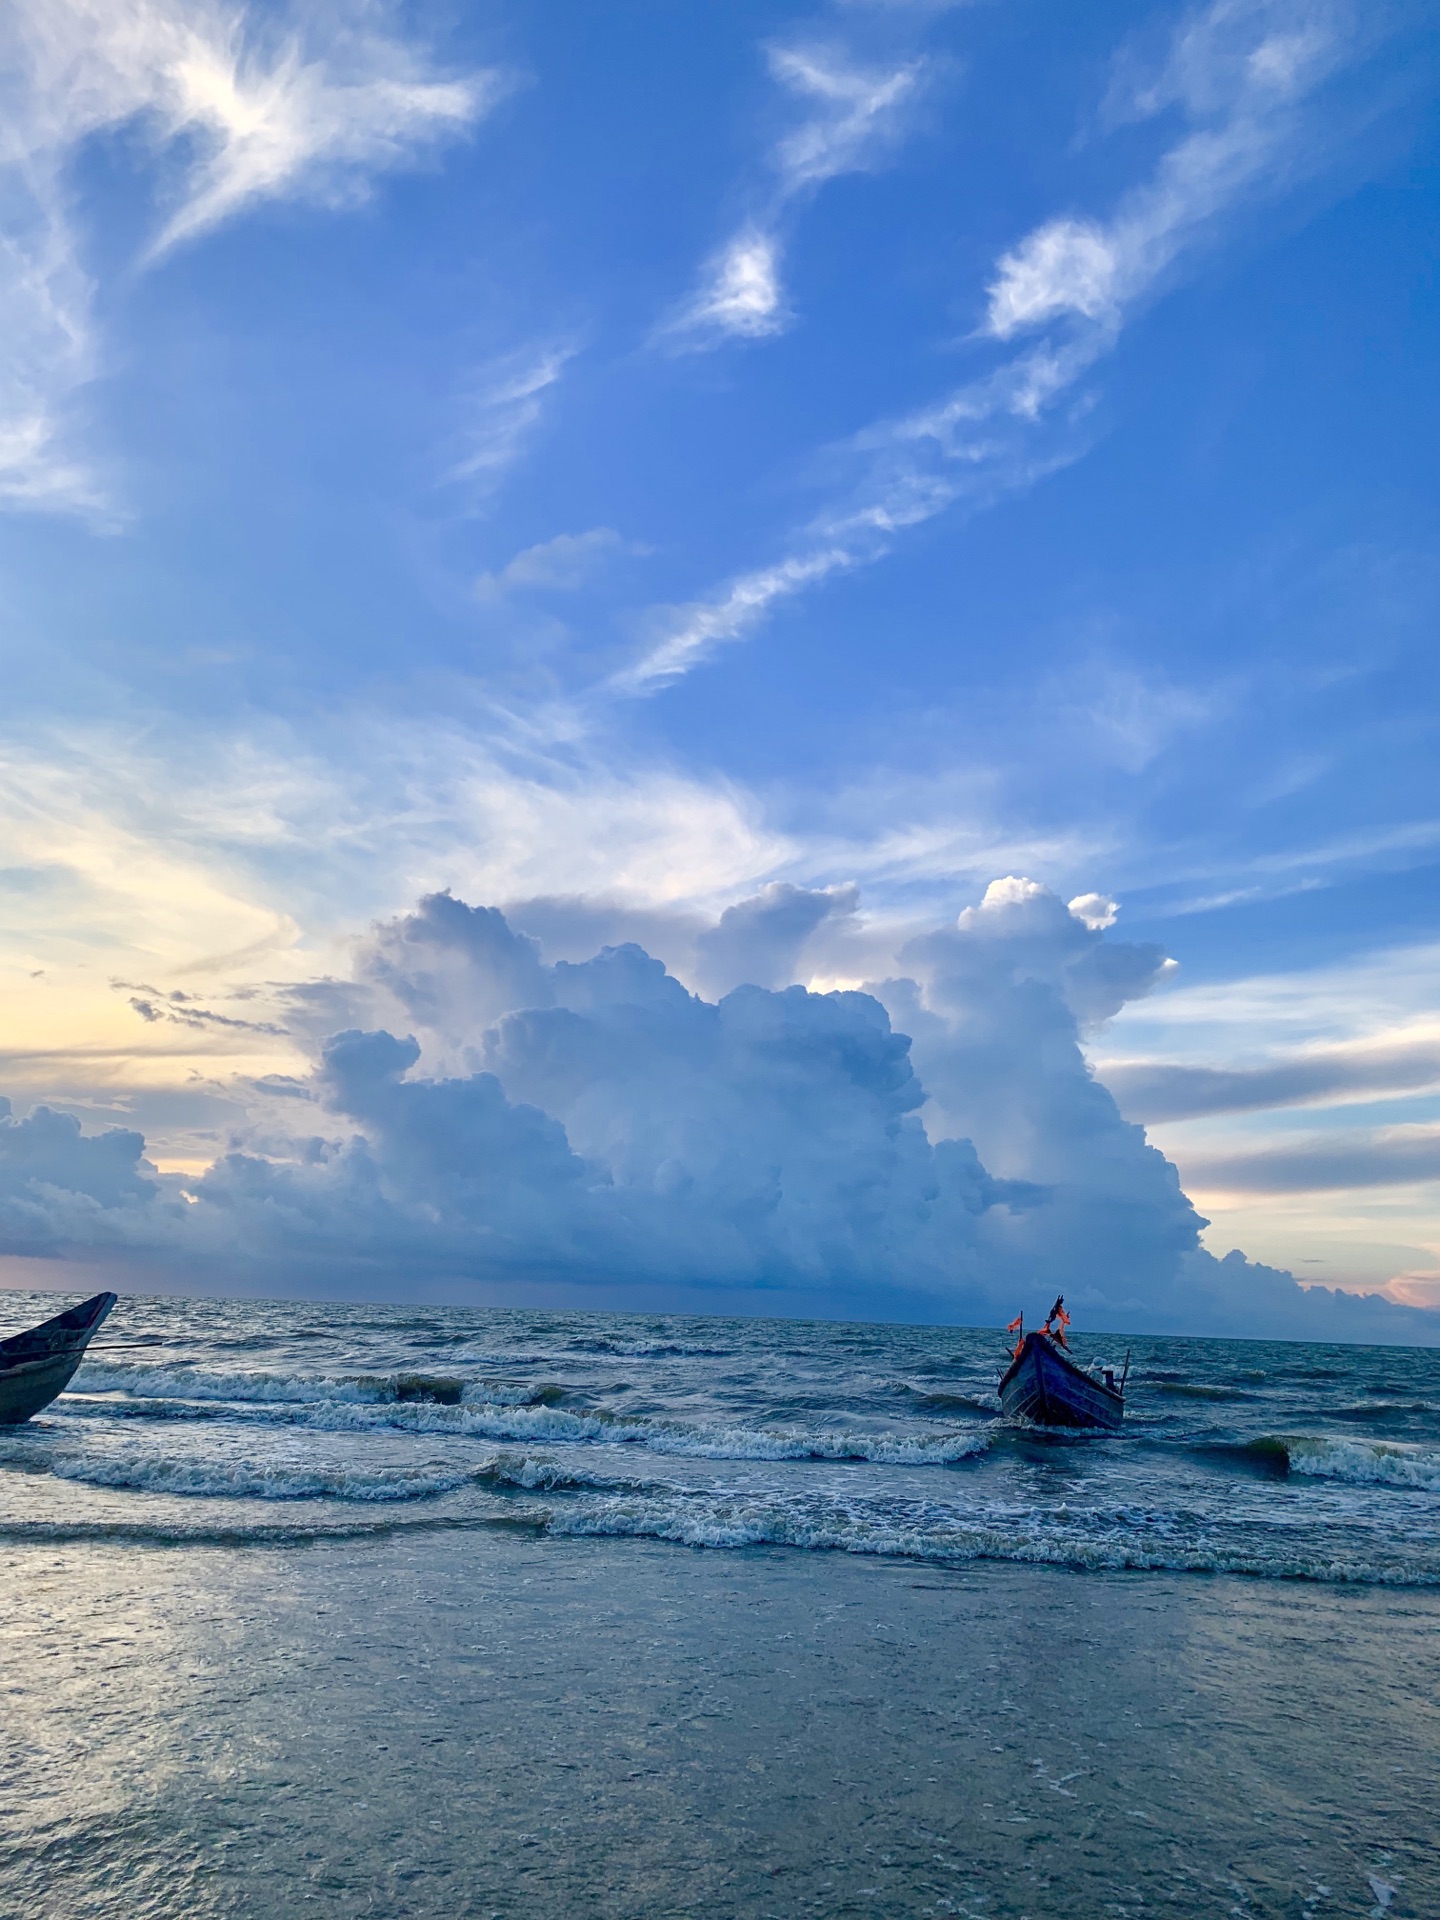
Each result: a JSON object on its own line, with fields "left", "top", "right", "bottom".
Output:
{"left": 1005, "top": 1315, "right": 1023, "bottom": 1333}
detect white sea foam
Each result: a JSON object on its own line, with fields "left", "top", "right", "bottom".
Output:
{"left": 74, "top": 1361, "right": 386, "bottom": 1405}
{"left": 531, "top": 1483, "right": 1438, "bottom": 1584}
{"left": 295, "top": 1398, "right": 993, "bottom": 1465}
{"left": 65, "top": 1370, "right": 993, "bottom": 1467}
{"left": 27, "top": 1303, "right": 1440, "bottom": 1590}
{"left": 541, "top": 1493, "right": 1436, "bottom": 1583}
{"left": 1277, "top": 1436, "right": 1440, "bottom": 1491}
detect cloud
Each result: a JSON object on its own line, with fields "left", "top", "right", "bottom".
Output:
{"left": 1068, "top": 892, "right": 1119, "bottom": 931}
{"left": 986, "top": 221, "right": 1124, "bottom": 338}
{"left": 693, "top": 882, "right": 861, "bottom": 997}
{"left": 985, "top": 0, "right": 1350, "bottom": 341}
{"left": 662, "top": 42, "right": 925, "bottom": 349}
{"left": 195, "top": 928, "right": 1015, "bottom": 1292}
{"left": 613, "top": 548, "right": 853, "bottom": 693}
{"left": 6, "top": 879, "right": 1432, "bottom": 1340}
{"left": 0, "top": 1095, "right": 168, "bottom": 1253}
{"left": 0, "top": 0, "right": 499, "bottom": 516}
{"left": 664, "top": 231, "right": 789, "bottom": 347}
{"left": 767, "top": 42, "right": 925, "bottom": 194}
{"left": 1109, "top": 941, "right": 1440, "bottom": 1048}
{"left": 1185, "top": 1123, "right": 1440, "bottom": 1194}
{"left": 444, "top": 342, "right": 579, "bottom": 501}
{"left": 877, "top": 879, "right": 1195, "bottom": 1308}
{"left": 629, "top": 0, "right": 1382, "bottom": 690}
{"left": 474, "top": 528, "right": 627, "bottom": 602}
{"left": 1094, "top": 939, "right": 1440, "bottom": 1279}
{"left": 1105, "top": 1038, "right": 1440, "bottom": 1122}
{"left": 120, "top": 986, "right": 287, "bottom": 1037}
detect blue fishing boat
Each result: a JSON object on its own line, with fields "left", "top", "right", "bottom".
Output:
{"left": 0, "top": 1290, "right": 116, "bottom": 1424}
{"left": 998, "top": 1296, "right": 1127, "bottom": 1430}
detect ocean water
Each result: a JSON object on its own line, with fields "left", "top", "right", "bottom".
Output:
{"left": 2, "top": 1291, "right": 1438, "bottom": 1918}
{"left": 5, "top": 1292, "right": 1438, "bottom": 1582}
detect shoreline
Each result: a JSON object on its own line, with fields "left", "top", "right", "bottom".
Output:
{"left": 5, "top": 1526, "right": 1435, "bottom": 1918}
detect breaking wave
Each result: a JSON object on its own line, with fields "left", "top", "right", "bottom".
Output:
{"left": 42, "top": 1435, "right": 1433, "bottom": 1585}
{"left": 1268, "top": 1435, "right": 1440, "bottom": 1490}
{"left": 51, "top": 1450, "right": 482, "bottom": 1503}
{"left": 544, "top": 1501, "right": 1435, "bottom": 1583}
{"left": 8, "top": 1300, "right": 1438, "bottom": 1588}
{"left": 66, "top": 1365, "right": 993, "bottom": 1467}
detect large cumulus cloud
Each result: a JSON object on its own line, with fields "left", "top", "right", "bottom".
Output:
{"left": 0, "top": 1097, "right": 170, "bottom": 1253}
{"left": 3, "top": 881, "right": 1436, "bottom": 1341}
{"left": 883, "top": 877, "right": 1201, "bottom": 1311}
{"left": 201, "top": 935, "right": 1017, "bottom": 1301}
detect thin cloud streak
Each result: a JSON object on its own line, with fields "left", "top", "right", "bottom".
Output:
{"left": 611, "top": 549, "right": 853, "bottom": 693}
{"left": 768, "top": 42, "right": 925, "bottom": 193}
{"left": 445, "top": 342, "right": 580, "bottom": 502}
{"left": 1103, "top": 1035, "right": 1440, "bottom": 1122}
{"left": 1186, "top": 1123, "right": 1440, "bottom": 1194}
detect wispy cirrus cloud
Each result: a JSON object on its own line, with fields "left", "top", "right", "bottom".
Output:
{"left": 0, "top": 0, "right": 501, "bottom": 518}
{"left": 985, "top": 0, "right": 1353, "bottom": 339}
{"left": 629, "top": 0, "right": 1381, "bottom": 687}
{"left": 474, "top": 528, "right": 628, "bottom": 603}
{"left": 611, "top": 548, "right": 853, "bottom": 693}
{"left": 669, "top": 229, "right": 790, "bottom": 344}
{"left": 768, "top": 42, "right": 925, "bottom": 193}
{"left": 661, "top": 40, "right": 926, "bottom": 350}
{"left": 444, "top": 342, "right": 580, "bottom": 506}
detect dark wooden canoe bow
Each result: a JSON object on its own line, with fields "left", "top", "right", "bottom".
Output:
{"left": 0, "top": 1291, "right": 117, "bottom": 1425}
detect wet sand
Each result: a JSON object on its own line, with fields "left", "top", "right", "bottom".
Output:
{"left": 3, "top": 1528, "right": 1436, "bottom": 1918}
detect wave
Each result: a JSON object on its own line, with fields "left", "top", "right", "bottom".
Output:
{"left": 899, "top": 1387, "right": 1000, "bottom": 1417}
{"left": 51, "top": 1450, "right": 482, "bottom": 1504}
{"left": 1266, "top": 1435, "right": 1440, "bottom": 1491}
{"left": 75, "top": 1360, "right": 566, "bottom": 1414}
{"left": 12, "top": 1428, "right": 1440, "bottom": 1584}
{"left": 0, "top": 1510, "right": 544, "bottom": 1548}
{"left": 1150, "top": 1381, "right": 1252, "bottom": 1402}
{"left": 6, "top": 1490, "right": 1430, "bottom": 1582}
{"left": 25, "top": 1436, "right": 657, "bottom": 1507}
{"left": 74, "top": 1360, "right": 391, "bottom": 1406}
{"left": 301, "top": 1399, "right": 993, "bottom": 1465}
{"left": 1329, "top": 1401, "right": 1436, "bottom": 1423}
{"left": 65, "top": 1367, "right": 994, "bottom": 1467}
{"left": 559, "top": 1337, "right": 736, "bottom": 1358}
{"left": 538, "top": 1490, "right": 1438, "bottom": 1585}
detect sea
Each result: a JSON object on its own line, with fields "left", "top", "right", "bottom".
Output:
{"left": 2, "top": 1291, "right": 1437, "bottom": 1918}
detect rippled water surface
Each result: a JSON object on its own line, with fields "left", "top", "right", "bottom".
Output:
{"left": 3, "top": 1293, "right": 1438, "bottom": 1919}
{"left": 5, "top": 1291, "right": 1438, "bottom": 1582}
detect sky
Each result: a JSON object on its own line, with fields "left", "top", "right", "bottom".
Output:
{"left": 0, "top": 0, "right": 1438, "bottom": 1336}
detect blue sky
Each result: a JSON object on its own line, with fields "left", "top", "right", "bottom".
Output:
{"left": 1, "top": 0, "right": 1438, "bottom": 1328}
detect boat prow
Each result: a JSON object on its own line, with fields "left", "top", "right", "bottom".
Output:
{"left": 0, "top": 1291, "right": 117, "bottom": 1425}
{"left": 999, "top": 1329, "right": 1124, "bottom": 1431}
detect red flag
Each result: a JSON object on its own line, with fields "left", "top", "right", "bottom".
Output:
{"left": 1005, "top": 1315, "right": 1023, "bottom": 1333}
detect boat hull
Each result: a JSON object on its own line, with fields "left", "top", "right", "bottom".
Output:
{"left": 999, "top": 1331, "right": 1123, "bottom": 1431}
{"left": 0, "top": 1291, "right": 117, "bottom": 1424}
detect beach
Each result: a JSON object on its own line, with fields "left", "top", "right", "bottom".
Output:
{"left": 2, "top": 1294, "right": 1438, "bottom": 1917}
{"left": 5, "top": 1531, "right": 1436, "bottom": 1918}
